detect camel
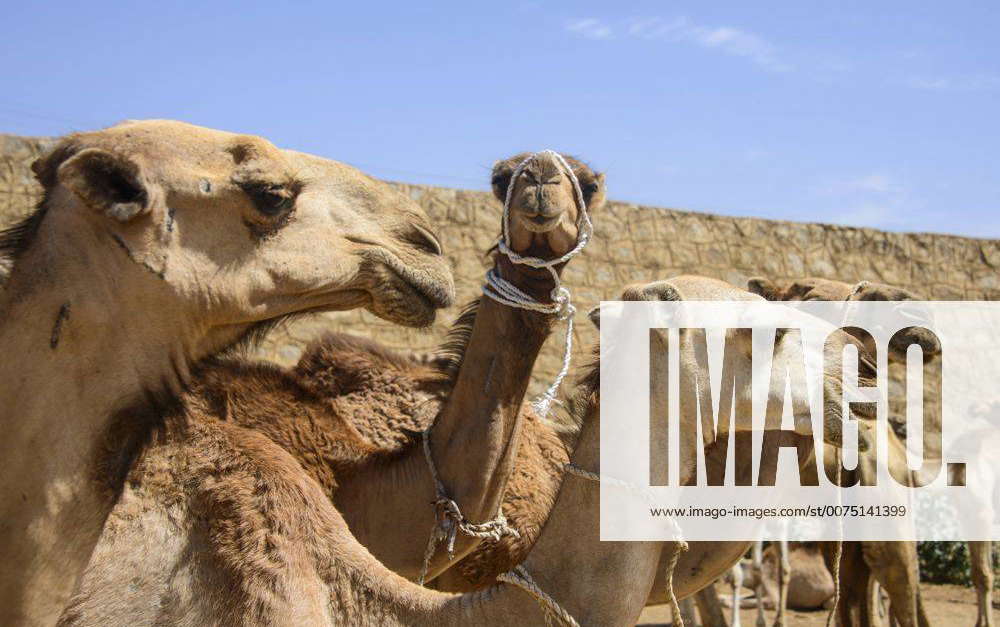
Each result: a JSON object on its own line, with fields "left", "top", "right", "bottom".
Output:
{"left": 59, "top": 282, "right": 662, "bottom": 627}
{"left": 60, "top": 150, "right": 607, "bottom": 623}
{"left": 748, "top": 275, "right": 941, "bottom": 627}
{"left": 427, "top": 274, "right": 874, "bottom": 606}
{"left": 761, "top": 543, "right": 835, "bottom": 611}
{"left": 0, "top": 119, "right": 455, "bottom": 626}
{"left": 329, "top": 151, "right": 604, "bottom": 581}
{"left": 746, "top": 276, "right": 941, "bottom": 362}
{"left": 59, "top": 274, "right": 869, "bottom": 626}
{"left": 719, "top": 541, "right": 832, "bottom": 622}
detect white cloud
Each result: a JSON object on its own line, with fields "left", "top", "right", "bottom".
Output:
{"left": 903, "top": 74, "right": 1000, "bottom": 91}
{"left": 565, "top": 18, "right": 613, "bottom": 41}
{"left": 819, "top": 173, "right": 897, "bottom": 196}
{"left": 565, "top": 15, "right": 790, "bottom": 72}
{"left": 627, "top": 17, "right": 791, "bottom": 72}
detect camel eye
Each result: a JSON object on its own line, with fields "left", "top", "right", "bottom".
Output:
{"left": 245, "top": 183, "right": 296, "bottom": 216}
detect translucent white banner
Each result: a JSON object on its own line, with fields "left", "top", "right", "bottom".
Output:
{"left": 598, "top": 300, "right": 1000, "bottom": 542}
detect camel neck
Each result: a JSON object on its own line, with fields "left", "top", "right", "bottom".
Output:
{"left": 343, "top": 397, "right": 652, "bottom": 627}
{"left": 329, "top": 258, "right": 564, "bottom": 582}
{"left": 0, "top": 214, "right": 213, "bottom": 624}
{"left": 430, "top": 290, "right": 554, "bottom": 507}
{"left": 417, "top": 259, "right": 556, "bottom": 565}
{"left": 514, "top": 397, "right": 663, "bottom": 625}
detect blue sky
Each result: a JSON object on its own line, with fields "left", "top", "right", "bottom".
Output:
{"left": 1, "top": 1, "right": 997, "bottom": 237}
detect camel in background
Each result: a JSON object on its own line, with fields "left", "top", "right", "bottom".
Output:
{"left": 747, "top": 275, "right": 942, "bottom": 627}
{"left": 0, "top": 120, "right": 455, "bottom": 625}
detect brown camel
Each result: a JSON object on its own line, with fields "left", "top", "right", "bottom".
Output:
{"left": 59, "top": 275, "right": 866, "bottom": 626}
{"left": 0, "top": 119, "right": 454, "bottom": 626}
{"left": 60, "top": 150, "right": 606, "bottom": 623}
{"left": 748, "top": 275, "right": 940, "bottom": 627}
{"left": 330, "top": 151, "right": 604, "bottom": 581}
{"left": 59, "top": 283, "right": 658, "bottom": 626}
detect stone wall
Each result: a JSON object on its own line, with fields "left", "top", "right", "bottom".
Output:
{"left": 3, "top": 134, "right": 997, "bottom": 394}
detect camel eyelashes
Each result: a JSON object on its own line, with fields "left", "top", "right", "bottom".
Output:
{"left": 242, "top": 182, "right": 298, "bottom": 216}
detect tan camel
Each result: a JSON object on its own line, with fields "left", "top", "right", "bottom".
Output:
{"left": 0, "top": 119, "right": 454, "bottom": 626}
{"left": 758, "top": 543, "right": 835, "bottom": 610}
{"left": 747, "top": 276, "right": 941, "bottom": 362}
{"left": 748, "top": 275, "right": 939, "bottom": 627}
{"left": 430, "top": 275, "right": 873, "bottom": 602}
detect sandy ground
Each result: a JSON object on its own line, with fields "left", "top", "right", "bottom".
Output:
{"left": 638, "top": 582, "right": 982, "bottom": 626}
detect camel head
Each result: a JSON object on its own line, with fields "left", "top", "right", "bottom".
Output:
{"left": 491, "top": 152, "right": 605, "bottom": 258}
{"left": 24, "top": 120, "right": 454, "bottom": 342}
{"left": 606, "top": 277, "right": 873, "bottom": 453}
{"left": 747, "top": 276, "right": 940, "bottom": 363}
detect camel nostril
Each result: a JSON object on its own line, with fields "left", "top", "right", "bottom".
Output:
{"left": 407, "top": 224, "right": 444, "bottom": 257}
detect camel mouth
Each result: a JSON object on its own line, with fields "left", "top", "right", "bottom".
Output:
{"left": 517, "top": 214, "right": 562, "bottom": 233}
{"left": 365, "top": 251, "right": 455, "bottom": 327}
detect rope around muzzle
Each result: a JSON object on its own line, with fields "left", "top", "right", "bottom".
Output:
{"left": 417, "top": 150, "right": 592, "bottom": 584}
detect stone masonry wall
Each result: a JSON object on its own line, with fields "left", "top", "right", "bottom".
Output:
{"left": 3, "top": 134, "right": 998, "bottom": 395}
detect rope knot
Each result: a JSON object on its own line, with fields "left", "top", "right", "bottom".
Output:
{"left": 418, "top": 428, "right": 521, "bottom": 585}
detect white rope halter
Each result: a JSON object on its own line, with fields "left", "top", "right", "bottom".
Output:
{"left": 483, "top": 149, "right": 594, "bottom": 418}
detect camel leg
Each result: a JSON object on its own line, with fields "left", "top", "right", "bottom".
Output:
{"left": 867, "top": 578, "right": 883, "bottom": 627}
{"left": 824, "top": 541, "right": 870, "bottom": 627}
{"left": 694, "top": 584, "right": 728, "bottom": 627}
{"left": 677, "top": 596, "right": 698, "bottom": 626}
{"left": 970, "top": 541, "right": 995, "bottom": 627}
{"left": 753, "top": 542, "right": 767, "bottom": 627}
{"left": 863, "top": 541, "right": 921, "bottom": 627}
{"left": 774, "top": 539, "right": 789, "bottom": 627}
{"left": 732, "top": 563, "right": 744, "bottom": 627}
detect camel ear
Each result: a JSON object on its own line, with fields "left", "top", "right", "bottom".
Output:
{"left": 31, "top": 140, "right": 81, "bottom": 189}
{"left": 56, "top": 148, "right": 152, "bottom": 222}
{"left": 849, "top": 280, "right": 871, "bottom": 299}
{"left": 621, "top": 280, "right": 681, "bottom": 302}
{"left": 490, "top": 155, "right": 524, "bottom": 203}
{"left": 587, "top": 305, "right": 601, "bottom": 329}
{"left": 577, "top": 171, "right": 606, "bottom": 212}
{"left": 747, "top": 277, "right": 780, "bottom": 300}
